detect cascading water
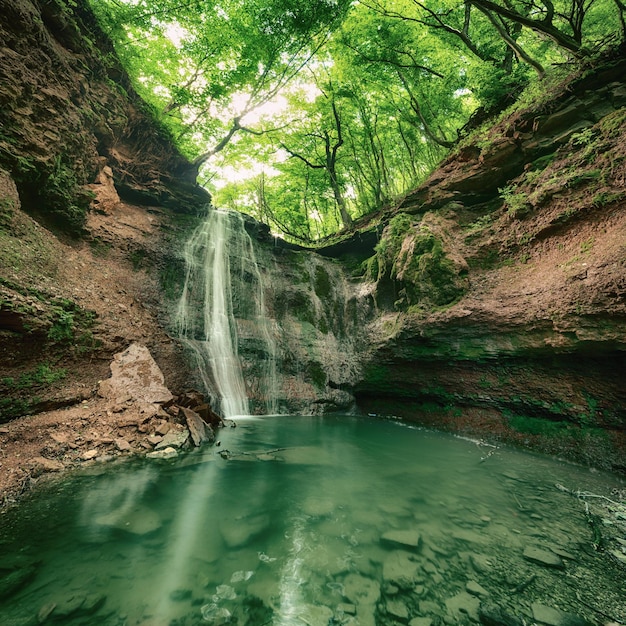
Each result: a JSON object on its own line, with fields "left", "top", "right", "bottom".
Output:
{"left": 175, "top": 209, "right": 278, "bottom": 418}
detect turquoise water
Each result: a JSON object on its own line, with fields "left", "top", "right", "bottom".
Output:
{"left": 0, "top": 415, "right": 624, "bottom": 625}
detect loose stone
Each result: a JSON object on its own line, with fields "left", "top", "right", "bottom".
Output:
{"left": 444, "top": 591, "right": 480, "bottom": 621}
{"left": 154, "top": 430, "right": 188, "bottom": 450}
{"left": 114, "top": 438, "right": 131, "bottom": 451}
{"left": 465, "top": 580, "right": 489, "bottom": 597}
{"left": 146, "top": 446, "right": 178, "bottom": 460}
{"left": 81, "top": 449, "right": 99, "bottom": 461}
{"left": 33, "top": 456, "right": 64, "bottom": 471}
{"left": 531, "top": 602, "right": 592, "bottom": 626}
{"left": 381, "top": 529, "right": 422, "bottom": 550}
{"left": 478, "top": 604, "right": 524, "bottom": 626}
{"left": 523, "top": 546, "right": 565, "bottom": 569}
{"left": 386, "top": 597, "right": 410, "bottom": 621}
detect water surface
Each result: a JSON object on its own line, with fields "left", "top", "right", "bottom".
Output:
{"left": 1, "top": 415, "right": 624, "bottom": 625}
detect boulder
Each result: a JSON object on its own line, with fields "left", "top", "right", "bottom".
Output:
{"left": 98, "top": 343, "right": 173, "bottom": 405}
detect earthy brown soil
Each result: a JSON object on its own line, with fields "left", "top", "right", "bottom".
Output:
{"left": 0, "top": 181, "right": 193, "bottom": 507}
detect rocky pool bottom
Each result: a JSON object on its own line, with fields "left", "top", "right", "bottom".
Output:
{"left": 0, "top": 415, "right": 624, "bottom": 626}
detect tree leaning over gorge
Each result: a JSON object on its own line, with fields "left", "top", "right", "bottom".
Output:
{"left": 91, "top": 0, "right": 626, "bottom": 241}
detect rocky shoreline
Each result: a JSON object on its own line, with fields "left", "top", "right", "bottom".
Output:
{"left": 0, "top": 343, "right": 226, "bottom": 508}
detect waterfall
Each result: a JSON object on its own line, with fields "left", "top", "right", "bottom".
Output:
{"left": 175, "top": 209, "right": 278, "bottom": 418}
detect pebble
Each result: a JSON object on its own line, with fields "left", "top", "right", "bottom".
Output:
{"left": 81, "top": 449, "right": 99, "bottom": 461}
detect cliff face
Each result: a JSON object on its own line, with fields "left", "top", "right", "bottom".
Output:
{"left": 1, "top": 0, "right": 624, "bottom": 480}
{"left": 0, "top": 0, "right": 207, "bottom": 229}
{"left": 349, "top": 54, "right": 626, "bottom": 472}
{"left": 0, "top": 0, "right": 209, "bottom": 424}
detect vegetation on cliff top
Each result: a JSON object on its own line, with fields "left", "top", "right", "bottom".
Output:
{"left": 89, "top": 0, "right": 626, "bottom": 241}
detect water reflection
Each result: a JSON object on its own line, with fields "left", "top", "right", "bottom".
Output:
{"left": 0, "top": 415, "right": 624, "bottom": 626}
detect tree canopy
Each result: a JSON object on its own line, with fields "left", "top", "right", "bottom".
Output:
{"left": 90, "top": 0, "right": 626, "bottom": 241}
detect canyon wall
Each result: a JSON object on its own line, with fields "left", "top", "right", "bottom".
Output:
{"left": 339, "top": 55, "right": 626, "bottom": 471}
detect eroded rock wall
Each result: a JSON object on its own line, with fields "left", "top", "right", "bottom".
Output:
{"left": 0, "top": 0, "right": 208, "bottom": 233}
{"left": 350, "top": 54, "right": 626, "bottom": 471}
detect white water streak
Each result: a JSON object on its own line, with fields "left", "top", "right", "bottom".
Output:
{"left": 176, "top": 209, "right": 278, "bottom": 418}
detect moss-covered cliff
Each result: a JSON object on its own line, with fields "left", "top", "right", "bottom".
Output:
{"left": 345, "top": 53, "right": 626, "bottom": 472}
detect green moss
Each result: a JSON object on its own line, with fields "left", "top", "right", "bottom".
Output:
{"left": 89, "top": 238, "right": 111, "bottom": 257}
{"left": 0, "top": 397, "right": 34, "bottom": 423}
{"left": 508, "top": 414, "right": 570, "bottom": 436}
{"left": 372, "top": 214, "right": 466, "bottom": 309}
{"left": 362, "top": 363, "right": 393, "bottom": 388}
{"left": 314, "top": 264, "right": 332, "bottom": 300}
{"left": 598, "top": 108, "right": 626, "bottom": 138}
{"left": 307, "top": 362, "right": 327, "bottom": 388}
{"left": 0, "top": 198, "right": 16, "bottom": 230}
{"left": 14, "top": 155, "right": 94, "bottom": 234}
{"left": 159, "top": 260, "right": 185, "bottom": 301}
{"left": 0, "top": 363, "right": 66, "bottom": 423}
{"left": 2, "top": 363, "right": 67, "bottom": 390}
{"left": 130, "top": 249, "right": 148, "bottom": 270}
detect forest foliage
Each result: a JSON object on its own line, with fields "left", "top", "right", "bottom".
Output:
{"left": 89, "top": 0, "right": 626, "bottom": 241}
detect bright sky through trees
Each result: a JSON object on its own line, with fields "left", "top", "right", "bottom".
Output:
{"left": 90, "top": 0, "right": 626, "bottom": 241}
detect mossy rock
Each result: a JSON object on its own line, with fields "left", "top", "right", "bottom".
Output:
{"left": 371, "top": 213, "right": 467, "bottom": 310}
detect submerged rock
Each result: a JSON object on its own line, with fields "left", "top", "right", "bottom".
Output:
{"left": 382, "top": 550, "right": 421, "bottom": 588}
{"left": 296, "top": 604, "right": 333, "bottom": 625}
{"left": 479, "top": 604, "right": 524, "bottom": 626}
{"left": 523, "top": 546, "right": 565, "bottom": 569}
{"left": 95, "top": 505, "right": 161, "bottom": 535}
{"left": 386, "top": 597, "right": 410, "bottom": 621}
{"left": 381, "top": 529, "right": 422, "bottom": 550}
{"left": 0, "top": 565, "right": 37, "bottom": 599}
{"left": 531, "top": 603, "right": 592, "bottom": 626}
{"left": 342, "top": 573, "right": 381, "bottom": 605}
{"left": 445, "top": 591, "right": 480, "bottom": 621}
{"left": 466, "top": 580, "right": 489, "bottom": 597}
{"left": 219, "top": 513, "right": 270, "bottom": 548}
